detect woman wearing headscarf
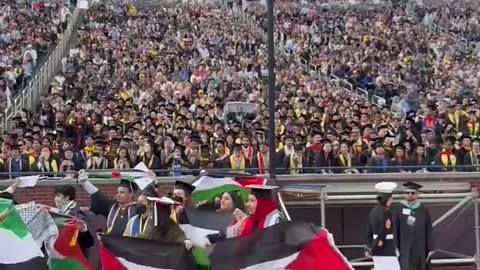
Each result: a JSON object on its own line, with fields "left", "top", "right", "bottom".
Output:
{"left": 206, "top": 191, "right": 246, "bottom": 244}
{"left": 228, "top": 185, "right": 282, "bottom": 238}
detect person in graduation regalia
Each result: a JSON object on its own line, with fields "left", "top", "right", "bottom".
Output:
{"left": 84, "top": 139, "right": 112, "bottom": 170}
{"left": 137, "top": 141, "right": 161, "bottom": 171}
{"left": 172, "top": 180, "right": 196, "bottom": 224}
{"left": 366, "top": 182, "right": 400, "bottom": 270}
{"left": 78, "top": 170, "right": 138, "bottom": 235}
{"left": 393, "top": 182, "right": 433, "bottom": 270}
{"left": 124, "top": 184, "right": 159, "bottom": 238}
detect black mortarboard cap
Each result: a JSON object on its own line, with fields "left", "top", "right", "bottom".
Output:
{"left": 118, "top": 179, "right": 138, "bottom": 192}
{"left": 403, "top": 181, "right": 423, "bottom": 191}
{"left": 142, "top": 184, "right": 159, "bottom": 197}
{"left": 233, "top": 143, "right": 242, "bottom": 151}
{"left": 247, "top": 185, "right": 278, "bottom": 199}
{"left": 294, "top": 143, "right": 305, "bottom": 151}
{"left": 175, "top": 180, "right": 196, "bottom": 194}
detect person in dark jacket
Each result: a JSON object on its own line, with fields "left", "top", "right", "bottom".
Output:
{"left": 366, "top": 182, "right": 400, "bottom": 270}
{"left": 39, "top": 185, "right": 95, "bottom": 258}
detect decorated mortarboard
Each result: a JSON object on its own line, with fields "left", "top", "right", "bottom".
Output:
{"left": 175, "top": 180, "right": 196, "bottom": 194}
{"left": 246, "top": 185, "right": 278, "bottom": 199}
{"left": 403, "top": 181, "right": 423, "bottom": 191}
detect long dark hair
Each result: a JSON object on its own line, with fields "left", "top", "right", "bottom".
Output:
{"left": 144, "top": 204, "right": 179, "bottom": 242}
{"left": 224, "top": 191, "right": 245, "bottom": 212}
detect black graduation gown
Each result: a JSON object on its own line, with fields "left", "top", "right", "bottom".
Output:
{"left": 211, "top": 153, "right": 228, "bottom": 168}
{"left": 138, "top": 154, "right": 162, "bottom": 170}
{"left": 89, "top": 192, "right": 137, "bottom": 236}
{"left": 393, "top": 203, "right": 433, "bottom": 270}
{"left": 366, "top": 204, "right": 397, "bottom": 256}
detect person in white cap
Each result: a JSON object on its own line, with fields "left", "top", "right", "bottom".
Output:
{"left": 365, "top": 182, "right": 400, "bottom": 270}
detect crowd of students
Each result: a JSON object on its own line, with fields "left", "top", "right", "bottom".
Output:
{"left": 0, "top": 0, "right": 72, "bottom": 111}
{"left": 2, "top": 0, "right": 480, "bottom": 179}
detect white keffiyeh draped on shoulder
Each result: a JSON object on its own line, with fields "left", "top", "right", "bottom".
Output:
{"left": 15, "top": 202, "right": 58, "bottom": 249}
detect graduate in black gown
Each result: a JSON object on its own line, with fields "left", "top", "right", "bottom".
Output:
{"left": 79, "top": 170, "right": 138, "bottom": 236}
{"left": 393, "top": 181, "right": 434, "bottom": 270}
{"left": 366, "top": 181, "right": 400, "bottom": 270}
{"left": 173, "top": 180, "right": 196, "bottom": 224}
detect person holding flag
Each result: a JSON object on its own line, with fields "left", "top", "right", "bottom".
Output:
{"left": 78, "top": 169, "right": 138, "bottom": 236}
{"left": 173, "top": 180, "right": 196, "bottom": 224}
{"left": 228, "top": 185, "right": 282, "bottom": 237}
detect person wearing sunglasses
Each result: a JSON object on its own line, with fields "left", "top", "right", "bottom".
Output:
{"left": 394, "top": 181, "right": 434, "bottom": 270}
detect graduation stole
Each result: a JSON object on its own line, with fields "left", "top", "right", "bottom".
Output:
{"left": 339, "top": 154, "right": 351, "bottom": 167}
{"left": 8, "top": 158, "right": 22, "bottom": 172}
{"left": 230, "top": 155, "right": 245, "bottom": 170}
{"left": 89, "top": 157, "right": 108, "bottom": 169}
{"left": 243, "top": 146, "right": 253, "bottom": 161}
{"left": 448, "top": 112, "right": 461, "bottom": 129}
{"left": 257, "top": 152, "right": 268, "bottom": 174}
{"left": 128, "top": 215, "right": 149, "bottom": 237}
{"left": 143, "top": 154, "right": 155, "bottom": 168}
{"left": 424, "top": 116, "right": 435, "bottom": 129}
{"left": 354, "top": 139, "right": 363, "bottom": 154}
{"left": 39, "top": 160, "right": 58, "bottom": 172}
{"left": 468, "top": 121, "right": 479, "bottom": 136}
{"left": 289, "top": 154, "right": 302, "bottom": 175}
{"left": 107, "top": 204, "right": 137, "bottom": 234}
{"left": 440, "top": 150, "right": 456, "bottom": 166}
{"left": 84, "top": 146, "right": 95, "bottom": 153}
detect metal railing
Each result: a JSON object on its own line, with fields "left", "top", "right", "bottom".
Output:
{"left": 0, "top": 7, "right": 81, "bottom": 133}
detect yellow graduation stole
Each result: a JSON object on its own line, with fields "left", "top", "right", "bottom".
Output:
{"left": 289, "top": 154, "right": 301, "bottom": 175}
{"left": 468, "top": 121, "right": 479, "bottom": 136}
{"left": 440, "top": 150, "right": 456, "bottom": 166}
{"left": 230, "top": 155, "right": 245, "bottom": 170}
{"left": 448, "top": 112, "right": 461, "bottom": 129}
{"left": 339, "top": 154, "right": 352, "bottom": 168}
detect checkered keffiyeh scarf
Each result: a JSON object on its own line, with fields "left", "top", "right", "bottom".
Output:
{"left": 15, "top": 202, "right": 58, "bottom": 248}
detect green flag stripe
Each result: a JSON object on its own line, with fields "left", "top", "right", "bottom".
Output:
{"left": 49, "top": 258, "right": 87, "bottom": 270}
{"left": 192, "top": 184, "right": 248, "bottom": 203}
{"left": 0, "top": 199, "right": 28, "bottom": 239}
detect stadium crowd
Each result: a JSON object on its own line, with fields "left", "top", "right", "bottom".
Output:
{"left": 2, "top": 0, "right": 480, "bottom": 178}
{"left": 0, "top": 0, "right": 72, "bottom": 111}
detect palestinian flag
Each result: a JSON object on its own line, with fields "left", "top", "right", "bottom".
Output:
{"left": 99, "top": 234, "right": 197, "bottom": 270}
{"left": 209, "top": 221, "right": 353, "bottom": 270}
{"left": 48, "top": 213, "right": 93, "bottom": 270}
{"left": 88, "top": 170, "right": 152, "bottom": 190}
{"left": 192, "top": 174, "right": 264, "bottom": 203}
{"left": 0, "top": 198, "right": 47, "bottom": 270}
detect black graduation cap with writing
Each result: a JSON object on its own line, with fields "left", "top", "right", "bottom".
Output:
{"left": 403, "top": 181, "right": 423, "bottom": 191}
{"left": 175, "top": 180, "right": 196, "bottom": 195}
{"left": 247, "top": 185, "right": 278, "bottom": 199}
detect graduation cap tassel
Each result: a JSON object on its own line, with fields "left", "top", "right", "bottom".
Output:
{"left": 154, "top": 202, "right": 158, "bottom": 227}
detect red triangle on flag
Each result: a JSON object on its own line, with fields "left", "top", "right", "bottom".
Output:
{"left": 99, "top": 241, "right": 127, "bottom": 270}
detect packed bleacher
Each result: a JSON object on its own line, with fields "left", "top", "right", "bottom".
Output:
{"left": 0, "top": 0, "right": 72, "bottom": 111}
{"left": 3, "top": 0, "right": 480, "bottom": 178}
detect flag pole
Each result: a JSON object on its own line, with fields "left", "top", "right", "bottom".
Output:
{"left": 266, "top": 0, "right": 276, "bottom": 183}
